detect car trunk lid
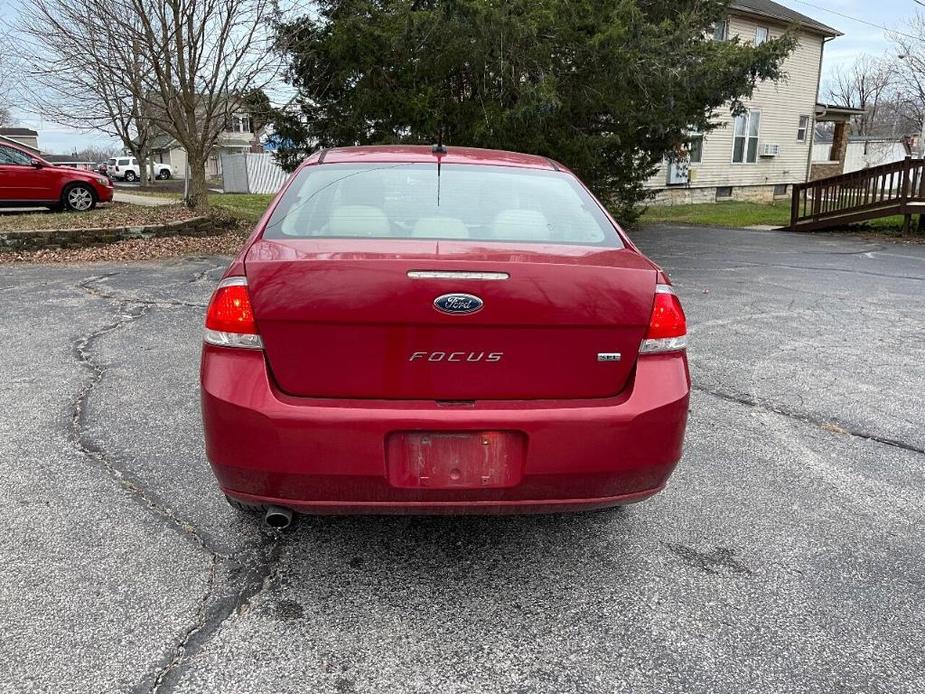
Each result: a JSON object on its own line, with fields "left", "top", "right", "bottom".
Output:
{"left": 245, "top": 238, "right": 656, "bottom": 400}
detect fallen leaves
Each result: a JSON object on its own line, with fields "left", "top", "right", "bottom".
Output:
{"left": 0, "top": 203, "right": 205, "bottom": 232}
{"left": 0, "top": 232, "right": 249, "bottom": 264}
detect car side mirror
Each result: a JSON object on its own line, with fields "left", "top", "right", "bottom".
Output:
{"left": 30, "top": 158, "right": 44, "bottom": 168}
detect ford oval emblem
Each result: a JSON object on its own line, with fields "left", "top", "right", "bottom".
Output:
{"left": 434, "top": 293, "right": 484, "bottom": 315}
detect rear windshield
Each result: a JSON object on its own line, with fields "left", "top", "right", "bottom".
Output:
{"left": 262, "top": 163, "right": 622, "bottom": 247}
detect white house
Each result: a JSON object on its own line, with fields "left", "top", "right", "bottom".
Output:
{"left": 151, "top": 113, "right": 263, "bottom": 179}
{"left": 0, "top": 127, "right": 41, "bottom": 154}
{"left": 646, "top": 0, "right": 841, "bottom": 204}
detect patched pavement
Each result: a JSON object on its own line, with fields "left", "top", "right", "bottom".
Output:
{"left": 1, "top": 226, "right": 923, "bottom": 693}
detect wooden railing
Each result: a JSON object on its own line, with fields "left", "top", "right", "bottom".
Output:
{"left": 791, "top": 156, "right": 925, "bottom": 232}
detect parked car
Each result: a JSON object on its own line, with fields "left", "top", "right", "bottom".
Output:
{"left": 0, "top": 141, "right": 114, "bottom": 211}
{"left": 108, "top": 156, "right": 174, "bottom": 181}
{"left": 200, "top": 145, "right": 690, "bottom": 526}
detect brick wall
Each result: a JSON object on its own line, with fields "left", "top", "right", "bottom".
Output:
{"left": 0, "top": 217, "right": 216, "bottom": 253}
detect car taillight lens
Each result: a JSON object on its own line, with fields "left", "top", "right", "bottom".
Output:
{"left": 203, "top": 277, "right": 263, "bottom": 349}
{"left": 640, "top": 284, "right": 687, "bottom": 353}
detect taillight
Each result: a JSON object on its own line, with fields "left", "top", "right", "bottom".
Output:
{"left": 203, "top": 277, "right": 263, "bottom": 349}
{"left": 640, "top": 284, "right": 687, "bottom": 354}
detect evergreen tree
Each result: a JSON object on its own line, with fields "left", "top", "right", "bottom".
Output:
{"left": 271, "top": 0, "right": 794, "bottom": 219}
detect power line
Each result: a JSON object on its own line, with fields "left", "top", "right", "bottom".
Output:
{"left": 786, "top": 0, "right": 920, "bottom": 41}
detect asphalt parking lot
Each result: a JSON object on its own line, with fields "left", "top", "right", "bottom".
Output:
{"left": 2, "top": 225, "right": 924, "bottom": 693}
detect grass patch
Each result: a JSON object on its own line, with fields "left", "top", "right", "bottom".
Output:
{"left": 208, "top": 194, "right": 274, "bottom": 222}
{"left": 126, "top": 191, "right": 274, "bottom": 223}
{"left": 638, "top": 200, "right": 919, "bottom": 237}
{"left": 639, "top": 201, "right": 791, "bottom": 228}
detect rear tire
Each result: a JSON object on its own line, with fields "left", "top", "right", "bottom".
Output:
{"left": 62, "top": 183, "right": 96, "bottom": 212}
{"left": 124, "top": 170, "right": 137, "bottom": 182}
{"left": 159, "top": 169, "right": 171, "bottom": 180}
{"left": 224, "top": 494, "right": 263, "bottom": 513}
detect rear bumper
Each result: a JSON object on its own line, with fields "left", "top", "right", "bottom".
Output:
{"left": 200, "top": 347, "right": 691, "bottom": 514}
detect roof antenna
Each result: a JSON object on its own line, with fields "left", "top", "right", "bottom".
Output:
{"left": 432, "top": 126, "right": 447, "bottom": 155}
{"left": 433, "top": 125, "right": 446, "bottom": 206}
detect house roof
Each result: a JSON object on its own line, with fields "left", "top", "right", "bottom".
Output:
{"left": 729, "top": 0, "right": 841, "bottom": 36}
{"left": 816, "top": 102, "right": 867, "bottom": 122}
{"left": 0, "top": 134, "right": 41, "bottom": 153}
{"left": 0, "top": 127, "right": 39, "bottom": 137}
{"left": 150, "top": 135, "right": 176, "bottom": 151}
{"left": 43, "top": 154, "right": 96, "bottom": 164}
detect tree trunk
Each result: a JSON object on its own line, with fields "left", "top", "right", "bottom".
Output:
{"left": 139, "top": 150, "right": 148, "bottom": 183}
{"left": 186, "top": 155, "right": 209, "bottom": 209}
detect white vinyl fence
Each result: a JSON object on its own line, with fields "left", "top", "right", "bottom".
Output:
{"left": 843, "top": 141, "right": 909, "bottom": 172}
{"left": 812, "top": 143, "right": 831, "bottom": 162}
{"left": 812, "top": 140, "right": 910, "bottom": 171}
{"left": 221, "top": 153, "right": 289, "bottom": 194}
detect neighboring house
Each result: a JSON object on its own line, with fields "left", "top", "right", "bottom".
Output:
{"left": 0, "top": 129, "right": 97, "bottom": 169}
{"left": 42, "top": 154, "right": 97, "bottom": 170}
{"left": 150, "top": 113, "right": 264, "bottom": 179}
{"left": 646, "top": 0, "right": 842, "bottom": 204}
{"left": 0, "top": 127, "right": 40, "bottom": 154}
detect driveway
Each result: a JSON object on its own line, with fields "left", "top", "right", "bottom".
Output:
{"left": 2, "top": 226, "right": 923, "bottom": 693}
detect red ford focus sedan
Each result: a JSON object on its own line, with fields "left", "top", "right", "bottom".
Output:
{"left": 200, "top": 146, "right": 689, "bottom": 525}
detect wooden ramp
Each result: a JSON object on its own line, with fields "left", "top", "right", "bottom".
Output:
{"left": 790, "top": 157, "right": 925, "bottom": 233}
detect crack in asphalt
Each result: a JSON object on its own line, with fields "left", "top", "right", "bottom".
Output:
{"left": 694, "top": 386, "right": 925, "bottom": 455}
{"left": 662, "top": 543, "right": 752, "bottom": 576}
{"left": 71, "top": 283, "right": 219, "bottom": 555}
{"left": 79, "top": 276, "right": 207, "bottom": 308}
{"left": 147, "top": 555, "right": 220, "bottom": 694}
{"left": 73, "top": 272, "right": 284, "bottom": 694}
{"left": 148, "top": 533, "right": 284, "bottom": 694}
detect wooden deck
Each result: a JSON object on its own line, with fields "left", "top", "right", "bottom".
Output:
{"left": 790, "top": 157, "right": 925, "bottom": 233}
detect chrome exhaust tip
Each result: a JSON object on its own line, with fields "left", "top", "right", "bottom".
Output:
{"left": 263, "top": 505, "right": 294, "bottom": 530}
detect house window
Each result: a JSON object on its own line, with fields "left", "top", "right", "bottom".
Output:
{"left": 773, "top": 184, "right": 789, "bottom": 196}
{"left": 687, "top": 131, "right": 704, "bottom": 163}
{"left": 716, "top": 186, "right": 733, "bottom": 199}
{"left": 231, "top": 115, "right": 252, "bottom": 133}
{"left": 797, "top": 115, "right": 809, "bottom": 142}
{"left": 755, "top": 27, "right": 769, "bottom": 45}
{"left": 733, "top": 111, "right": 761, "bottom": 163}
{"left": 713, "top": 20, "right": 728, "bottom": 41}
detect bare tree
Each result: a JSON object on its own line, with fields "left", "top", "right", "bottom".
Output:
{"left": 891, "top": 12, "right": 925, "bottom": 153}
{"left": 18, "top": 0, "right": 278, "bottom": 207}
{"left": 0, "top": 31, "right": 17, "bottom": 126}
{"left": 122, "top": 0, "right": 278, "bottom": 206}
{"left": 16, "top": 1, "right": 158, "bottom": 182}
{"left": 824, "top": 55, "right": 895, "bottom": 136}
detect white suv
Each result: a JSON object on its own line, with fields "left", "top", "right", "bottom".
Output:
{"left": 108, "top": 157, "right": 174, "bottom": 182}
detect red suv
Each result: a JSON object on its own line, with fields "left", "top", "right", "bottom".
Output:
{"left": 201, "top": 146, "right": 690, "bottom": 525}
{"left": 0, "top": 141, "right": 114, "bottom": 211}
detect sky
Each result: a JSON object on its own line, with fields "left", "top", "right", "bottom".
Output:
{"left": 0, "top": 0, "right": 916, "bottom": 154}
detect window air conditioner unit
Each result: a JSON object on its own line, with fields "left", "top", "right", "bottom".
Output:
{"left": 760, "top": 143, "right": 780, "bottom": 157}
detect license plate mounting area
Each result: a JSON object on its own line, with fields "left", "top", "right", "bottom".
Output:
{"left": 386, "top": 431, "right": 525, "bottom": 489}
